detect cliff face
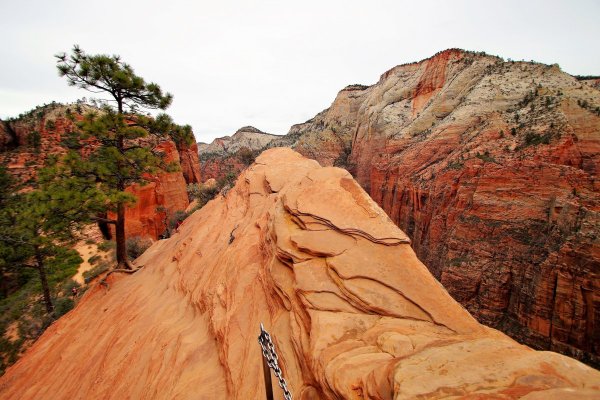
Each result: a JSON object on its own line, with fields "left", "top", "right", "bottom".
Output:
{"left": 199, "top": 126, "right": 279, "bottom": 156}
{"left": 1, "top": 148, "right": 598, "bottom": 399}
{"left": 199, "top": 126, "right": 279, "bottom": 180}
{"left": 0, "top": 105, "right": 75, "bottom": 184}
{"left": 268, "top": 84, "right": 372, "bottom": 168}
{"left": 111, "top": 140, "right": 191, "bottom": 239}
{"left": 0, "top": 104, "right": 199, "bottom": 240}
{"left": 177, "top": 142, "right": 202, "bottom": 184}
{"left": 202, "top": 50, "right": 600, "bottom": 365}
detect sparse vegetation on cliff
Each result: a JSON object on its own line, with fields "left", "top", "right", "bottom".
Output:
{"left": 126, "top": 236, "right": 153, "bottom": 260}
{"left": 0, "top": 166, "right": 85, "bottom": 374}
{"left": 0, "top": 47, "right": 199, "bottom": 374}
{"left": 187, "top": 171, "right": 237, "bottom": 213}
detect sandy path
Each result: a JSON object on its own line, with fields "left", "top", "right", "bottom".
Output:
{"left": 73, "top": 243, "right": 98, "bottom": 284}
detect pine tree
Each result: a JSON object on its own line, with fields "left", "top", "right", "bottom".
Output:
{"left": 0, "top": 166, "right": 82, "bottom": 314}
{"left": 54, "top": 45, "right": 192, "bottom": 269}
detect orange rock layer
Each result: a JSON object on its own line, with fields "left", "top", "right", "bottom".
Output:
{"left": 1, "top": 149, "right": 598, "bottom": 399}
{"left": 201, "top": 154, "right": 246, "bottom": 181}
{"left": 0, "top": 105, "right": 200, "bottom": 240}
{"left": 110, "top": 141, "right": 190, "bottom": 239}
{"left": 260, "top": 50, "right": 600, "bottom": 366}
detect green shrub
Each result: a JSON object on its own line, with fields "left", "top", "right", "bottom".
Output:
{"left": 126, "top": 236, "right": 152, "bottom": 260}
{"left": 476, "top": 151, "right": 498, "bottom": 164}
{"left": 97, "top": 240, "right": 115, "bottom": 252}
{"left": 87, "top": 254, "right": 101, "bottom": 265}
{"left": 169, "top": 210, "right": 188, "bottom": 231}
{"left": 217, "top": 171, "right": 237, "bottom": 189}
{"left": 447, "top": 160, "right": 464, "bottom": 170}
{"left": 53, "top": 297, "right": 74, "bottom": 318}
{"left": 60, "top": 279, "right": 80, "bottom": 294}
{"left": 28, "top": 131, "right": 41, "bottom": 150}
{"left": 235, "top": 147, "right": 256, "bottom": 166}
{"left": 83, "top": 263, "right": 110, "bottom": 283}
{"left": 187, "top": 183, "right": 220, "bottom": 209}
{"left": 0, "top": 258, "right": 83, "bottom": 374}
{"left": 524, "top": 132, "right": 551, "bottom": 146}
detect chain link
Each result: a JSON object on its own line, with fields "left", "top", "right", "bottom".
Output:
{"left": 258, "top": 323, "right": 293, "bottom": 400}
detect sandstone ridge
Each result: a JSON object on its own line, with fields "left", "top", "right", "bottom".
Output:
{"left": 201, "top": 49, "right": 600, "bottom": 365}
{"left": 1, "top": 148, "right": 598, "bottom": 399}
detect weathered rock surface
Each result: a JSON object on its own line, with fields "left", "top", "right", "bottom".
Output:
{"left": 219, "top": 50, "right": 598, "bottom": 366}
{"left": 0, "top": 103, "right": 199, "bottom": 240}
{"left": 1, "top": 148, "right": 598, "bottom": 399}
{"left": 178, "top": 142, "right": 202, "bottom": 185}
{"left": 112, "top": 140, "right": 190, "bottom": 239}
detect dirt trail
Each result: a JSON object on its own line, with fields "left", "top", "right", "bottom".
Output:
{"left": 72, "top": 243, "right": 98, "bottom": 284}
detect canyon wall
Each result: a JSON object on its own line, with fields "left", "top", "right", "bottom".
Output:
{"left": 349, "top": 50, "right": 600, "bottom": 366}
{"left": 202, "top": 50, "right": 600, "bottom": 366}
{"left": 200, "top": 154, "right": 246, "bottom": 182}
{"left": 0, "top": 104, "right": 200, "bottom": 240}
{"left": 199, "top": 126, "right": 279, "bottom": 180}
{"left": 1, "top": 148, "right": 598, "bottom": 399}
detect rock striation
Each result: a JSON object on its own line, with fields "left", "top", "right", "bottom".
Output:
{"left": 0, "top": 103, "right": 200, "bottom": 240}
{"left": 1, "top": 148, "right": 598, "bottom": 399}
{"left": 204, "top": 50, "right": 600, "bottom": 365}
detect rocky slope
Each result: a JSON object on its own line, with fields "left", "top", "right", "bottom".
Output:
{"left": 1, "top": 148, "right": 598, "bottom": 399}
{"left": 0, "top": 103, "right": 201, "bottom": 240}
{"left": 200, "top": 49, "right": 600, "bottom": 366}
{"left": 199, "top": 126, "right": 280, "bottom": 180}
{"left": 282, "top": 50, "right": 600, "bottom": 366}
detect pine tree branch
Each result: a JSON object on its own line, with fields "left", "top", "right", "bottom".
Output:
{"left": 93, "top": 216, "right": 117, "bottom": 225}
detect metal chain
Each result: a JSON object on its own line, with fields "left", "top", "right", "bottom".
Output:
{"left": 258, "top": 323, "right": 293, "bottom": 400}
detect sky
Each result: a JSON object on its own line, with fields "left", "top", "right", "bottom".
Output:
{"left": 1, "top": 0, "right": 599, "bottom": 143}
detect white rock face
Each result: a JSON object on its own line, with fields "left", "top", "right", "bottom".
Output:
{"left": 198, "top": 126, "right": 280, "bottom": 156}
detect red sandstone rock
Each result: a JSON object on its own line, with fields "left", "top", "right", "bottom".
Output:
{"left": 111, "top": 141, "right": 189, "bottom": 239}
{"left": 349, "top": 52, "right": 600, "bottom": 367}
{"left": 0, "top": 149, "right": 598, "bottom": 399}
{"left": 214, "top": 50, "right": 599, "bottom": 366}
{"left": 177, "top": 142, "right": 201, "bottom": 184}
{"left": 201, "top": 154, "right": 247, "bottom": 181}
{"left": 0, "top": 104, "right": 197, "bottom": 240}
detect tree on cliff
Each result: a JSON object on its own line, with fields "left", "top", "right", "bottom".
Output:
{"left": 54, "top": 45, "right": 192, "bottom": 269}
{"left": 0, "top": 166, "right": 82, "bottom": 314}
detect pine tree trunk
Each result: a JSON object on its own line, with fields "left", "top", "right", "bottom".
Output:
{"left": 114, "top": 105, "right": 132, "bottom": 270}
{"left": 35, "top": 251, "right": 54, "bottom": 314}
{"left": 115, "top": 202, "right": 130, "bottom": 269}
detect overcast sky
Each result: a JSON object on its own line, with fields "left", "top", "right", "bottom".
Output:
{"left": 1, "top": 0, "right": 599, "bottom": 143}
